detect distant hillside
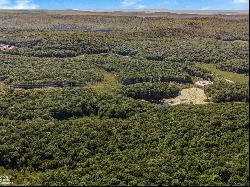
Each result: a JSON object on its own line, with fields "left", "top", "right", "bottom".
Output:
{"left": 0, "top": 9, "right": 248, "bottom": 18}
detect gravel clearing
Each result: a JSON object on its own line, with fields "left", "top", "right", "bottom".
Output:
{"left": 162, "top": 87, "right": 210, "bottom": 106}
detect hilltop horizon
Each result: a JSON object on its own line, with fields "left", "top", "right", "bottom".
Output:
{"left": 0, "top": 9, "right": 249, "bottom": 14}
{"left": 0, "top": 0, "right": 249, "bottom": 10}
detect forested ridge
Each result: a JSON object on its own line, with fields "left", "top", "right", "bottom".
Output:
{"left": 0, "top": 10, "right": 249, "bottom": 186}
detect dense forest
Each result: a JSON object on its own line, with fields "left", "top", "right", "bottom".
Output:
{"left": 0, "top": 10, "right": 249, "bottom": 186}
{"left": 205, "top": 80, "right": 249, "bottom": 103}
{"left": 122, "top": 82, "right": 181, "bottom": 101}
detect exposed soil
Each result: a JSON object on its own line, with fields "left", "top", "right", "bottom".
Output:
{"left": 161, "top": 87, "right": 210, "bottom": 106}
{"left": 225, "top": 79, "right": 235, "bottom": 83}
{"left": 0, "top": 44, "right": 15, "bottom": 51}
{"left": 195, "top": 80, "right": 213, "bottom": 87}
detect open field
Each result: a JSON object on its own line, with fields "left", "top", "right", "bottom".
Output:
{"left": 199, "top": 63, "right": 249, "bottom": 83}
{"left": 87, "top": 71, "right": 122, "bottom": 94}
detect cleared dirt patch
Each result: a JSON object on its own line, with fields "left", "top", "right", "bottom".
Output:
{"left": 161, "top": 87, "right": 209, "bottom": 106}
{"left": 225, "top": 79, "right": 235, "bottom": 83}
{"left": 0, "top": 44, "right": 15, "bottom": 51}
{"left": 195, "top": 80, "right": 213, "bottom": 87}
